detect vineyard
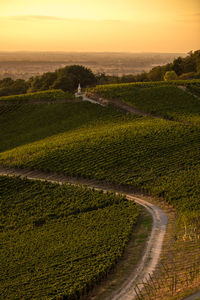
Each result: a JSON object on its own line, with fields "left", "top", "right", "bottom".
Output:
{"left": 0, "top": 175, "right": 139, "bottom": 299}
{"left": 1, "top": 80, "right": 200, "bottom": 298}
{"left": 1, "top": 111, "right": 200, "bottom": 214}
{"left": 88, "top": 80, "right": 200, "bottom": 125}
{"left": 0, "top": 89, "right": 75, "bottom": 104}
{"left": 0, "top": 101, "right": 131, "bottom": 152}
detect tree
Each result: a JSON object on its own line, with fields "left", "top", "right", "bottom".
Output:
{"left": 0, "top": 78, "right": 29, "bottom": 96}
{"left": 164, "top": 71, "right": 178, "bottom": 81}
{"left": 0, "top": 77, "right": 14, "bottom": 88}
{"left": 11, "top": 79, "right": 29, "bottom": 94}
{"left": 57, "top": 65, "right": 97, "bottom": 89}
{"left": 27, "top": 76, "right": 43, "bottom": 93}
{"left": 40, "top": 72, "right": 57, "bottom": 90}
{"left": 51, "top": 74, "right": 76, "bottom": 92}
{"left": 172, "top": 57, "right": 183, "bottom": 76}
{"left": 147, "top": 66, "right": 163, "bottom": 81}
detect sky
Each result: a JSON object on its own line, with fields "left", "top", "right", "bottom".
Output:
{"left": 0, "top": 0, "right": 200, "bottom": 53}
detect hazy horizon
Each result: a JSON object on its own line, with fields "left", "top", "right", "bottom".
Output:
{"left": 0, "top": 51, "right": 183, "bottom": 79}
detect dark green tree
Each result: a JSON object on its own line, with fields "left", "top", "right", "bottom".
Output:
{"left": 0, "top": 77, "right": 14, "bottom": 88}
{"left": 27, "top": 76, "right": 43, "bottom": 93}
{"left": 51, "top": 74, "right": 76, "bottom": 92}
{"left": 56, "top": 65, "right": 96, "bottom": 89}
{"left": 40, "top": 72, "right": 57, "bottom": 90}
{"left": 147, "top": 66, "right": 163, "bottom": 81}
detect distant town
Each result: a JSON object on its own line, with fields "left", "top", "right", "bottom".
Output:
{"left": 0, "top": 51, "right": 185, "bottom": 80}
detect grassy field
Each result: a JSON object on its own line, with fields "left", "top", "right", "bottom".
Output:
{"left": 0, "top": 175, "right": 139, "bottom": 299}
{"left": 89, "top": 81, "right": 200, "bottom": 125}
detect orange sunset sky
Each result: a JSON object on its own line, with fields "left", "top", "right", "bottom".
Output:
{"left": 0, "top": 0, "right": 200, "bottom": 52}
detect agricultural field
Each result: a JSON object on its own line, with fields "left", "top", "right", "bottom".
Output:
{"left": 0, "top": 175, "right": 139, "bottom": 299}
{"left": 1, "top": 81, "right": 200, "bottom": 298}
{"left": 0, "top": 89, "right": 75, "bottom": 104}
{"left": 88, "top": 80, "right": 200, "bottom": 125}
{"left": 1, "top": 105, "right": 200, "bottom": 214}
{"left": 0, "top": 101, "right": 132, "bottom": 152}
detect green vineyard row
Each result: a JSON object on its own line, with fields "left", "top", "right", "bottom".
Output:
{"left": 0, "top": 101, "right": 131, "bottom": 152}
{"left": 0, "top": 175, "right": 139, "bottom": 299}
{"left": 1, "top": 103, "right": 199, "bottom": 216}
{"left": 89, "top": 80, "right": 200, "bottom": 125}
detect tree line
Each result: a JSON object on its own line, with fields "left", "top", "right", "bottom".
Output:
{"left": 0, "top": 50, "right": 199, "bottom": 97}
{"left": 98, "top": 49, "right": 200, "bottom": 84}
{"left": 0, "top": 65, "right": 96, "bottom": 97}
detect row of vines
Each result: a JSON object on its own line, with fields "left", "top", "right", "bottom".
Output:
{"left": 1, "top": 88, "right": 200, "bottom": 298}
{"left": 88, "top": 80, "right": 200, "bottom": 125}
{"left": 0, "top": 175, "right": 139, "bottom": 299}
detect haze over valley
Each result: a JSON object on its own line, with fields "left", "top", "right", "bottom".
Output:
{"left": 0, "top": 51, "right": 185, "bottom": 80}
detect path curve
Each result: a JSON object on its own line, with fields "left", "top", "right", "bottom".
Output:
{"left": 0, "top": 167, "right": 168, "bottom": 300}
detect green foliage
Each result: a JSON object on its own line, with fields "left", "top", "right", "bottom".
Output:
{"left": 51, "top": 73, "right": 77, "bottom": 92}
{"left": 28, "top": 72, "right": 57, "bottom": 93}
{"left": 89, "top": 81, "right": 200, "bottom": 125}
{"left": 29, "top": 65, "right": 96, "bottom": 93}
{"left": 0, "top": 77, "right": 29, "bottom": 96}
{"left": 147, "top": 66, "right": 165, "bottom": 81}
{"left": 0, "top": 89, "right": 74, "bottom": 104}
{"left": 0, "top": 175, "right": 139, "bottom": 299}
{"left": 59, "top": 65, "right": 97, "bottom": 87}
{"left": 164, "top": 70, "right": 178, "bottom": 81}
{"left": 94, "top": 50, "right": 200, "bottom": 85}
{"left": 178, "top": 72, "right": 196, "bottom": 80}
{"left": 0, "top": 77, "right": 14, "bottom": 90}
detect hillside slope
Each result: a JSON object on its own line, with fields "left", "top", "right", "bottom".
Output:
{"left": 1, "top": 86, "right": 200, "bottom": 298}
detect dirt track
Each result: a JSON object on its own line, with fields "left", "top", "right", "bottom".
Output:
{"left": 0, "top": 167, "right": 168, "bottom": 300}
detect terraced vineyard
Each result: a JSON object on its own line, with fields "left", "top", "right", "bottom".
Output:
{"left": 0, "top": 175, "right": 139, "bottom": 299}
{"left": 89, "top": 80, "right": 200, "bottom": 125}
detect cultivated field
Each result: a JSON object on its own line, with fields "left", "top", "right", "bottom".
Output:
{"left": 89, "top": 80, "right": 200, "bottom": 125}
{"left": 1, "top": 80, "right": 200, "bottom": 299}
{"left": 0, "top": 175, "right": 139, "bottom": 299}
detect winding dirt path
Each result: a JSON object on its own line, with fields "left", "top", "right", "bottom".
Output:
{"left": 0, "top": 167, "right": 168, "bottom": 299}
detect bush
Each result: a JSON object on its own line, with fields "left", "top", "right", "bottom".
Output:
{"left": 164, "top": 71, "right": 178, "bottom": 81}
